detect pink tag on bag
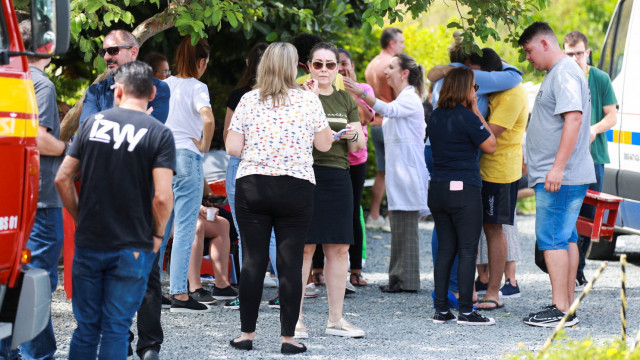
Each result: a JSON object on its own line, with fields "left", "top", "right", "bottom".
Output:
{"left": 450, "top": 181, "right": 463, "bottom": 191}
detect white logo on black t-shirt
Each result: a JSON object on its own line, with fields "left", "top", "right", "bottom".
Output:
{"left": 89, "top": 118, "right": 148, "bottom": 152}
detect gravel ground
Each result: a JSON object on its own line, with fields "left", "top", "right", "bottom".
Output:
{"left": 49, "top": 213, "right": 640, "bottom": 359}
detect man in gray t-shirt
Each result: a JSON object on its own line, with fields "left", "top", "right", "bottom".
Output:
{"left": 518, "top": 22, "right": 595, "bottom": 328}
{"left": 1, "top": 20, "right": 69, "bottom": 359}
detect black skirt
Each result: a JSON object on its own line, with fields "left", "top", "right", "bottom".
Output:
{"left": 306, "top": 165, "right": 354, "bottom": 245}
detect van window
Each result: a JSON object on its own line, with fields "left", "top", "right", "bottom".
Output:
{"left": 600, "top": 0, "right": 634, "bottom": 79}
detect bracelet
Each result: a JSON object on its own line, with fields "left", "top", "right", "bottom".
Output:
{"left": 61, "top": 142, "right": 69, "bottom": 157}
{"left": 348, "top": 132, "right": 359, "bottom": 143}
{"left": 153, "top": 234, "right": 164, "bottom": 239}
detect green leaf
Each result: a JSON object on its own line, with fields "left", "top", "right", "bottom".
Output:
{"left": 122, "top": 12, "right": 133, "bottom": 24}
{"left": 362, "top": 21, "right": 372, "bottom": 34}
{"left": 253, "top": 22, "right": 270, "bottom": 35}
{"left": 86, "top": 1, "right": 102, "bottom": 14}
{"left": 212, "top": 9, "right": 223, "bottom": 25}
{"left": 226, "top": 12, "right": 238, "bottom": 28}
{"left": 266, "top": 32, "right": 278, "bottom": 41}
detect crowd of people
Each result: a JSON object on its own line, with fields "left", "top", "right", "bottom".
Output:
{"left": 0, "top": 18, "right": 618, "bottom": 359}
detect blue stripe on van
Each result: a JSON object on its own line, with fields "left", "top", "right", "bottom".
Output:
{"left": 633, "top": 132, "right": 640, "bottom": 145}
{"left": 607, "top": 129, "right": 614, "bottom": 142}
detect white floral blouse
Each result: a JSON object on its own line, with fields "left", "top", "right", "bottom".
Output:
{"left": 229, "top": 88, "right": 329, "bottom": 184}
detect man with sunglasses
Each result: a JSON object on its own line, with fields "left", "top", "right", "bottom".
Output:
{"left": 80, "top": 30, "right": 170, "bottom": 125}
{"left": 563, "top": 30, "right": 617, "bottom": 291}
{"left": 78, "top": 30, "right": 171, "bottom": 360}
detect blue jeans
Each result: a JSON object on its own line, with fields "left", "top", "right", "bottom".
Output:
{"left": 535, "top": 183, "right": 589, "bottom": 251}
{"left": 69, "top": 246, "right": 154, "bottom": 360}
{"left": 169, "top": 149, "right": 203, "bottom": 295}
{"left": 578, "top": 164, "right": 604, "bottom": 273}
{"left": 0, "top": 209, "right": 64, "bottom": 360}
{"left": 226, "top": 156, "right": 279, "bottom": 283}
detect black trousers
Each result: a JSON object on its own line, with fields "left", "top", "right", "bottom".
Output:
{"left": 428, "top": 182, "right": 483, "bottom": 313}
{"left": 348, "top": 162, "right": 367, "bottom": 270}
{"left": 235, "top": 175, "right": 314, "bottom": 336}
{"left": 128, "top": 251, "right": 162, "bottom": 357}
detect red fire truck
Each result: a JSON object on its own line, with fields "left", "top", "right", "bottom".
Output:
{"left": 0, "top": 0, "right": 68, "bottom": 349}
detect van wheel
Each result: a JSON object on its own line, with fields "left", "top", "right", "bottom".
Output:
{"left": 586, "top": 235, "right": 618, "bottom": 260}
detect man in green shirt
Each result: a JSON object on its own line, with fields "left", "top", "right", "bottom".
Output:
{"left": 563, "top": 30, "right": 618, "bottom": 289}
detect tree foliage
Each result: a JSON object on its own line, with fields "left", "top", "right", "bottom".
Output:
{"left": 14, "top": 0, "right": 555, "bottom": 139}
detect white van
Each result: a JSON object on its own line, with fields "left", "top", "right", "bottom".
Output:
{"left": 589, "top": 0, "right": 640, "bottom": 258}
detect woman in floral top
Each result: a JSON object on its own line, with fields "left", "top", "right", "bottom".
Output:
{"left": 226, "top": 42, "right": 332, "bottom": 355}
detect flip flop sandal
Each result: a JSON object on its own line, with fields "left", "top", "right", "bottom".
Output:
{"left": 474, "top": 299, "right": 504, "bottom": 310}
{"left": 350, "top": 273, "right": 368, "bottom": 286}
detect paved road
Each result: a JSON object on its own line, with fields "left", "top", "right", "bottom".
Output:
{"left": 50, "top": 214, "right": 640, "bottom": 359}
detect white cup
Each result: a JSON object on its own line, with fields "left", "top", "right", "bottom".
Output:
{"left": 206, "top": 207, "right": 217, "bottom": 221}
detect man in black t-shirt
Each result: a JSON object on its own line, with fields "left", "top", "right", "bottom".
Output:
{"left": 55, "top": 61, "right": 174, "bottom": 360}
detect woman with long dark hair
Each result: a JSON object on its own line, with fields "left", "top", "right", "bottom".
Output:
{"left": 226, "top": 42, "right": 333, "bottom": 354}
{"left": 428, "top": 67, "right": 496, "bottom": 325}
{"left": 297, "top": 42, "right": 366, "bottom": 340}
{"left": 164, "top": 35, "right": 215, "bottom": 313}
{"left": 221, "top": 43, "right": 276, "bottom": 310}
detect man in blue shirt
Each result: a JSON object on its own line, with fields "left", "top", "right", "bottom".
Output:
{"left": 80, "top": 30, "right": 170, "bottom": 124}
{"left": 79, "top": 30, "right": 170, "bottom": 360}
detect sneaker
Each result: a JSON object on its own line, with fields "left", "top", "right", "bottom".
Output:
{"left": 211, "top": 285, "right": 238, "bottom": 300}
{"left": 224, "top": 297, "right": 240, "bottom": 310}
{"left": 325, "top": 318, "right": 365, "bottom": 338}
{"left": 499, "top": 279, "right": 521, "bottom": 298}
{"left": 170, "top": 296, "right": 211, "bottom": 313}
{"left": 294, "top": 321, "right": 309, "bottom": 339}
{"left": 528, "top": 304, "right": 556, "bottom": 317}
{"left": 189, "top": 287, "right": 216, "bottom": 304}
{"left": 475, "top": 277, "right": 488, "bottom": 295}
{"left": 304, "top": 283, "right": 319, "bottom": 298}
{"left": 457, "top": 310, "right": 495, "bottom": 326}
{"left": 345, "top": 279, "right": 356, "bottom": 295}
{"left": 575, "top": 273, "right": 588, "bottom": 291}
{"left": 382, "top": 216, "right": 391, "bottom": 232}
{"left": 523, "top": 305, "right": 578, "bottom": 327}
{"left": 161, "top": 295, "right": 172, "bottom": 309}
{"left": 365, "top": 215, "right": 385, "bottom": 230}
{"left": 268, "top": 296, "right": 280, "bottom": 309}
{"left": 433, "top": 311, "right": 456, "bottom": 324}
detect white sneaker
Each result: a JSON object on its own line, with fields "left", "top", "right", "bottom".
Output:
{"left": 366, "top": 215, "right": 385, "bottom": 230}
{"left": 325, "top": 318, "right": 365, "bottom": 338}
{"left": 304, "top": 283, "right": 319, "bottom": 298}
{"left": 294, "top": 320, "right": 309, "bottom": 339}
{"left": 345, "top": 279, "right": 356, "bottom": 295}
{"left": 382, "top": 216, "right": 391, "bottom": 232}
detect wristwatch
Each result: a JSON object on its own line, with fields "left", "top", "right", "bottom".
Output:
{"left": 359, "top": 90, "right": 368, "bottom": 99}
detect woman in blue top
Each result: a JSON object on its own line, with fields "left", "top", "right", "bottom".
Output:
{"left": 428, "top": 67, "right": 496, "bottom": 325}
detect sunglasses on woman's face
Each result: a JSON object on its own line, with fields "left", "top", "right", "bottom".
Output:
{"left": 99, "top": 46, "right": 133, "bottom": 57}
{"left": 311, "top": 61, "right": 337, "bottom": 70}
{"left": 473, "top": 84, "right": 480, "bottom": 92}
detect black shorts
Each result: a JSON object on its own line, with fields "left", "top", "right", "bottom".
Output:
{"left": 481, "top": 180, "right": 519, "bottom": 225}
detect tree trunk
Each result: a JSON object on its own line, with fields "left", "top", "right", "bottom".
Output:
{"left": 59, "top": 8, "right": 176, "bottom": 141}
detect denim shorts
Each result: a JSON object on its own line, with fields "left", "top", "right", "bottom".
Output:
{"left": 534, "top": 183, "right": 589, "bottom": 251}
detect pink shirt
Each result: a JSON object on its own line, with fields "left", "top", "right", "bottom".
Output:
{"left": 348, "top": 83, "right": 375, "bottom": 166}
